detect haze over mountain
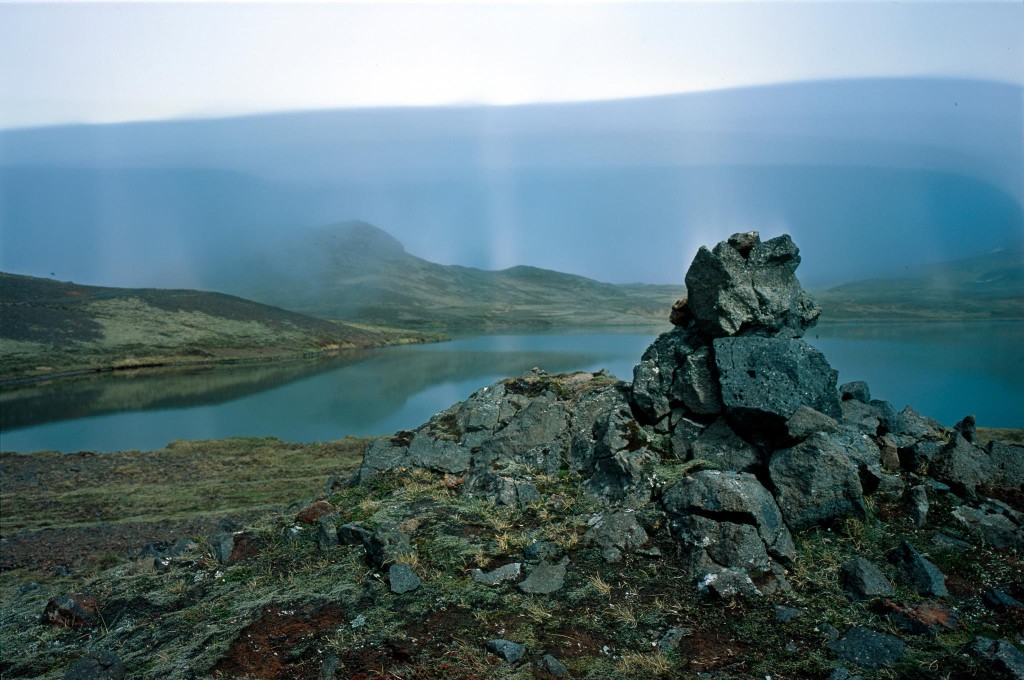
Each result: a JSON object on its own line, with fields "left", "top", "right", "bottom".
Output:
{"left": 1, "top": 78, "right": 1021, "bottom": 290}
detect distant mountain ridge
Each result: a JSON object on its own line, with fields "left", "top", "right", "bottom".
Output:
{"left": 208, "top": 220, "right": 683, "bottom": 329}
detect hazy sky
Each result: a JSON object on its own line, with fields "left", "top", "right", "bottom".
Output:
{"left": 2, "top": 1, "right": 1022, "bottom": 129}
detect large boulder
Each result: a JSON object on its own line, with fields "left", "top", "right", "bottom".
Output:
{"left": 769, "top": 429, "right": 878, "bottom": 531}
{"left": 684, "top": 232, "right": 820, "bottom": 339}
{"left": 715, "top": 337, "right": 841, "bottom": 442}
{"left": 630, "top": 327, "right": 706, "bottom": 425}
{"left": 662, "top": 470, "right": 795, "bottom": 587}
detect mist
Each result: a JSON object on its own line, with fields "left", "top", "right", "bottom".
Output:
{"left": 1, "top": 78, "right": 1021, "bottom": 290}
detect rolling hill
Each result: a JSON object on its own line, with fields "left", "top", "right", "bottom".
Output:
{"left": 209, "top": 220, "right": 684, "bottom": 330}
{"left": 815, "top": 245, "right": 1024, "bottom": 322}
{"left": 0, "top": 272, "right": 440, "bottom": 383}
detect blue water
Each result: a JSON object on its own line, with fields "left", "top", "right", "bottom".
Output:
{"left": 1, "top": 323, "right": 1020, "bottom": 453}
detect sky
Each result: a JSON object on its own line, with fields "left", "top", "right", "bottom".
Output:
{"left": 1, "top": 1, "right": 1022, "bottom": 129}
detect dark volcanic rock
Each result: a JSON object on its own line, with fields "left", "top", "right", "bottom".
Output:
{"left": 714, "top": 336, "right": 840, "bottom": 441}
{"left": 828, "top": 626, "right": 906, "bottom": 669}
{"left": 954, "top": 414, "right": 977, "bottom": 443}
{"left": 471, "top": 562, "right": 522, "bottom": 585}
{"left": 841, "top": 557, "right": 894, "bottom": 600}
{"left": 584, "top": 510, "right": 649, "bottom": 563}
{"left": 983, "top": 588, "right": 1024, "bottom": 613}
{"left": 537, "top": 654, "right": 569, "bottom": 676}
{"left": 785, "top": 405, "right": 840, "bottom": 443}
{"left": 688, "top": 417, "right": 762, "bottom": 472}
{"left": 64, "top": 652, "right": 125, "bottom": 680}
{"left": 630, "top": 327, "right": 704, "bottom": 424}
{"left": 770, "top": 430, "right": 874, "bottom": 531}
{"left": 388, "top": 563, "right": 421, "bottom": 594}
{"left": 487, "top": 639, "right": 526, "bottom": 663}
{"left": 518, "top": 560, "right": 567, "bottom": 594}
{"left": 42, "top": 593, "right": 99, "bottom": 628}
{"left": 684, "top": 233, "right": 821, "bottom": 338}
{"left": 888, "top": 541, "right": 948, "bottom": 598}
{"left": 931, "top": 433, "right": 996, "bottom": 498}
{"left": 966, "top": 637, "right": 1024, "bottom": 679}
{"left": 952, "top": 500, "right": 1024, "bottom": 552}
{"left": 363, "top": 530, "right": 415, "bottom": 570}
{"left": 839, "top": 381, "right": 871, "bottom": 404}
{"left": 662, "top": 470, "right": 794, "bottom": 585}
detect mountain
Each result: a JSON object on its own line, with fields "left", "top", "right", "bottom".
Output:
{"left": 0, "top": 272, "right": 440, "bottom": 383}
{"left": 815, "top": 245, "right": 1024, "bottom": 322}
{"left": 1, "top": 78, "right": 1021, "bottom": 289}
{"left": 209, "top": 220, "right": 683, "bottom": 330}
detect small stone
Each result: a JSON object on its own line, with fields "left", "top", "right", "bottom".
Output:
{"left": 537, "top": 654, "right": 569, "bottom": 676}
{"left": 839, "top": 381, "right": 871, "bottom": 404}
{"left": 363, "top": 529, "right": 415, "bottom": 569}
{"left": 471, "top": 562, "right": 522, "bottom": 585}
{"left": 337, "top": 522, "right": 372, "bottom": 545}
{"left": 785, "top": 405, "right": 840, "bottom": 442}
{"left": 841, "top": 557, "right": 894, "bottom": 600}
{"left": 317, "top": 516, "right": 339, "bottom": 550}
{"left": 983, "top": 588, "right": 1024, "bottom": 613}
{"left": 319, "top": 655, "right": 341, "bottom": 680}
{"left": 523, "top": 541, "right": 562, "bottom": 564}
{"left": 63, "top": 652, "right": 125, "bottom": 680}
{"left": 584, "top": 510, "right": 649, "bottom": 563}
{"left": 888, "top": 541, "right": 948, "bottom": 598}
{"left": 487, "top": 639, "right": 526, "bottom": 663}
{"left": 698, "top": 567, "right": 762, "bottom": 599}
{"left": 954, "top": 414, "right": 977, "bottom": 443}
{"left": 775, "top": 605, "right": 802, "bottom": 622}
{"left": 908, "top": 485, "right": 929, "bottom": 527}
{"left": 518, "top": 560, "right": 566, "bottom": 594}
{"left": 295, "top": 500, "right": 337, "bottom": 525}
{"left": 209, "top": 533, "right": 235, "bottom": 564}
{"left": 828, "top": 627, "right": 906, "bottom": 669}
{"left": 820, "top": 623, "right": 840, "bottom": 642}
{"left": 966, "top": 637, "right": 1024, "bottom": 679}
{"left": 18, "top": 582, "right": 40, "bottom": 596}
{"left": 657, "top": 627, "right": 691, "bottom": 653}
{"left": 932, "top": 532, "right": 972, "bottom": 551}
{"left": 388, "top": 563, "right": 421, "bottom": 594}
{"left": 42, "top": 593, "right": 99, "bottom": 627}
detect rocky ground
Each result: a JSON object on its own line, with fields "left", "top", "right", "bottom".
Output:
{"left": 1, "top": 232, "right": 1021, "bottom": 679}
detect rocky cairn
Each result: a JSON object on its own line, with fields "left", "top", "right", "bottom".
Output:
{"left": 352, "top": 231, "right": 1021, "bottom": 598}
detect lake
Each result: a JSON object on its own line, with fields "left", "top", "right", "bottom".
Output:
{"left": 1, "top": 322, "right": 1021, "bottom": 453}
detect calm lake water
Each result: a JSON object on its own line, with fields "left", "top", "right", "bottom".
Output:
{"left": 1, "top": 323, "right": 1021, "bottom": 453}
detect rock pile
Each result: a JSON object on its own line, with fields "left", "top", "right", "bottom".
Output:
{"left": 352, "top": 231, "right": 1022, "bottom": 596}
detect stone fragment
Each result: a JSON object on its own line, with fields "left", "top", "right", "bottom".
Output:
{"left": 319, "top": 656, "right": 341, "bottom": 680}
{"left": 487, "top": 639, "right": 526, "bottom": 663}
{"left": 952, "top": 501, "right": 1024, "bottom": 552}
{"left": 209, "top": 533, "right": 235, "bottom": 564}
{"left": 966, "top": 638, "right": 1024, "bottom": 679}
{"left": 630, "top": 327, "right": 702, "bottom": 424}
{"left": 770, "top": 431, "right": 868, "bottom": 531}
{"left": 337, "top": 522, "right": 372, "bottom": 545}
{"left": 877, "top": 435, "right": 900, "bottom": 472}
{"left": 932, "top": 532, "right": 972, "bottom": 551}
{"left": 536, "top": 654, "right": 569, "bottom": 676}
{"left": 908, "top": 485, "right": 929, "bottom": 527}
{"left": 983, "top": 588, "right": 1024, "bottom": 613}
{"left": 42, "top": 593, "right": 99, "bottom": 628}
{"left": 684, "top": 233, "right": 820, "bottom": 338}
{"left": 678, "top": 345, "right": 722, "bottom": 415}
{"left": 317, "top": 516, "right": 339, "bottom": 551}
{"left": 388, "top": 563, "right": 421, "bottom": 594}
{"left": 523, "top": 541, "right": 562, "bottom": 564}
{"left": 841, "top": 399, "right": 880, "bottom": 437}
{"left": 931, "top": 434, "right": 996, "bottom": 498}
{"left": 841, "top": 557, "right": 894, "bottom": 600}
{"left": 888, "top": 541, "right": 948, "bottom": 598}
{"left": 657, "top": 627, "right": 691, "bottom": 653}
{"left": 714, "top": 336, "right": 840, "bottom": 441}
{"left": 697, "top": 567, "right": 762, "bottom": 598}
{"left": 63, "top": 652, "right": 125, "bottom": 680}
{"left": 584, "top": 510, "right": 649, "bottom": 563}
{"left": 775, "top": 605, "right": 802, "bottom": 622}
{"left": 839, "top": 381, "right": 871, "bottom": 404}
{"left": 518, "top": 560, "right": 566, "bottom": 594}
{"left": 987, "top": 440, "right": 1024, "bottom": 490}
{"left": 471, "top": 563, "right": 522, "bottom": 586}
{"left": 363, "top": 530, "right": 414, "bottom": 569}
{"left": 828, "top": 627, "right": 906, "bottom": 669}
{"left": 689, "top": 417, "right": 762, "bottom": 472}
{"left": 954, "top": 414, "right": 977, "bottom": 443}
{"left": 785, "top": 405, "right": 840, "bottom": 443}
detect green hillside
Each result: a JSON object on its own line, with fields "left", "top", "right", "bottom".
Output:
{"left": 0, "top": 273, "right": 440, "bottom": 383}
{"left": 212, "top": 221, "right": 683, "bottom": 330}
{"left": 815, "top": 245, "right": 1024, "bottom": 322}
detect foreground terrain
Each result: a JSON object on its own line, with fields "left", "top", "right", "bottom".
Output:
{"left": 0, "top": 272, "right": 441, "bottom": 383}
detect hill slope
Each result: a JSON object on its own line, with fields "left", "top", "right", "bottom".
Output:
{"left": 0, "top": 272, "right": 439, "bottom": 383}
{"left": 815, "top": 245, "right": 1024, "bottom": 322}
{"left": 211, "top": 220, "right": 683, "bottom": 329}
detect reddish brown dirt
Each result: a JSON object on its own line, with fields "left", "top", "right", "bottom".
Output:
{"left": 211, "top": 603, "right": 348, "bottom": 679}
